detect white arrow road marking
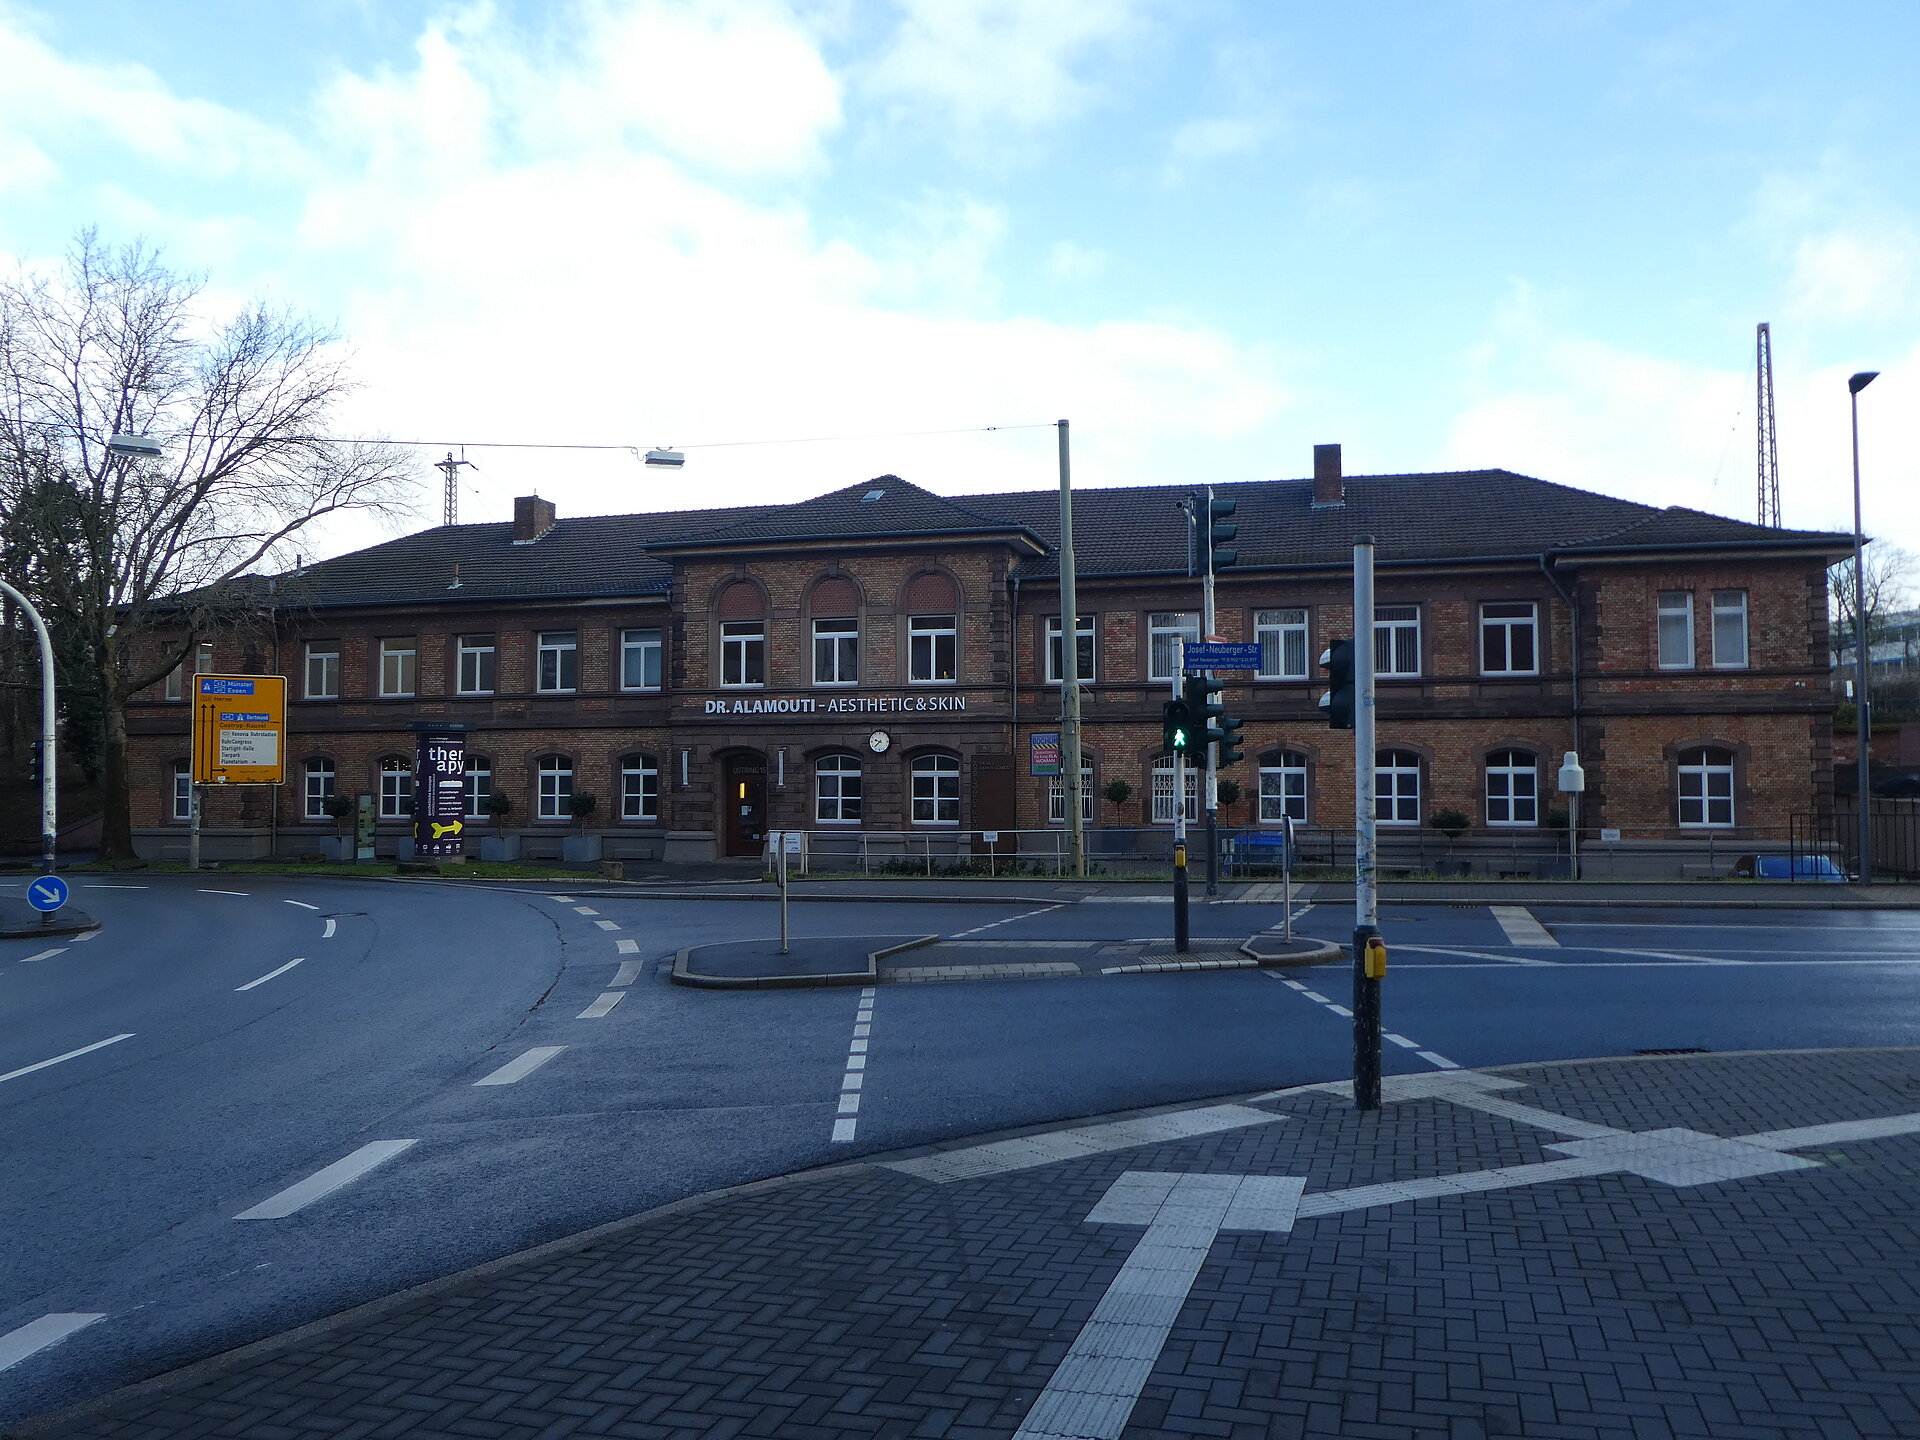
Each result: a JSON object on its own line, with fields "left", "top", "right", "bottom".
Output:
{"left": 233, "top": 1140, "right": 418, "bottom": 1220}
{"left": 473, "top": 1046, "right": 567, "bottom": 1086}
{"left": 235, "top": 958, "right": 305, "bottom": 991}
{"left": 577, "top": 991, "right": 625, "bottom": 1018}
{"left": 1012, "top": 1173, "right": 1305, "bottom": 1440}
{"left": 1490, "top": 905, "right": 1558, "bottom": 946}
{"left": 0, "top": 1314, "right": 107, "bottom": 1374}
{"left": 282, "top": 899, "right": 321, "bottom": 911}
{"left": 0, "top": 1034, "right": 134, "bottom": 1085}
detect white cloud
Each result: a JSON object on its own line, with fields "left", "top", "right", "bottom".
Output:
{"left": 1047, "top": 240, "right": 1106, "bottom": 283}
{"left": 1787, "top": 228, "right": 1917, "bottom": 321}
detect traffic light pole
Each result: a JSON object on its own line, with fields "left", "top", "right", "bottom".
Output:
{"left": 1201, "top": 488, "right": 1219, "bottom": 898}
{"left": 1057, "top": 420, "right": 1087, "bottom": 880}
{"left": 1171, "top": 638, "right": 1189, "bottom": 953}
{"left": 0, "top": 577, "right": 58, "bottom": 878}
{"left": 1352, "top": 537, "right": 1382, "bottom": 1112}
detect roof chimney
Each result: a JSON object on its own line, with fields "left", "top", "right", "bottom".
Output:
{"left": 1312, "top": 444, "right": 1343, "bottom": 508}
{"left": 512, "top": 494, "right": 557, "bottom": 544}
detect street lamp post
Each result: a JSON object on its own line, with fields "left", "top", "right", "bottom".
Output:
{"left": 0, "top": 579, "right": 58, "bottom": 878}
{"left": 1849, "top": 371, "right": 1879, "bottom": 883}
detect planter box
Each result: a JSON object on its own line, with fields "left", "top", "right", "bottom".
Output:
{"left": 562, "top": 833, "right": 602, "bottom": 863}
{"left": 480, "top": 834, "right": 520, "bottom": 862}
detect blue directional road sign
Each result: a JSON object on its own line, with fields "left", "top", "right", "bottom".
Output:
{"left": 1182, "top": 642, "right": 1262, "bottom": 671}
{"left": 27, "top": 874, "right": 68, "bottom": 912}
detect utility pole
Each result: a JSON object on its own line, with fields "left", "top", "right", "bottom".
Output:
{"left": 437, "top": 450, "right": 473, "bottom": 528}
{"left": 1201, "top": 488, "right": 1219, "bottom": 898}
{"left": 1756, "top": 323, "right": 1781, "bottom": 528}
{"left": 1171, "top": 637, "right": 1189, "bottom": 951}
{"left": 1057, "top": 420, "right": 1087, "bottom": 879}
{"left": 0, "top": 578, "right": 58, "bottom": 877}
{"left": 1351, "top": 537, "right": 1382, "bottom": 1112}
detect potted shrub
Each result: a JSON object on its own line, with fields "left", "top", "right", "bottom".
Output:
{"left": 321, "top": 793, "right": 356, "bottom": 861}
{"left": 1429, "top": 808, "right": 1470, "bottom": 839}
{"left": 564, "top": 791, "right": 600, "bottom": 862}
{"left": 481, "top": 790, "right": 518, "bottom": 862}
{"left": 1216, "top": 777, "right": 1243, "bottom": 824}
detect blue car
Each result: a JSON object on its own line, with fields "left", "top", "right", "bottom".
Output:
{"left": 1730, "top": 854, "right": 1850, "bottom": 882}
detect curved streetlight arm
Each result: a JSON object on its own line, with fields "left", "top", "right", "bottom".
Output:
{"left": 0, "top": 577, "right": 57, "bottom": 874}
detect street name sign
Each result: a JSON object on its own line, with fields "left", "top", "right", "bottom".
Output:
{"left": 1182, "top": 642, "right": 1262, "bottom": 671}
{"left": 192, "top": 674, "right": 287, "bottom": 785}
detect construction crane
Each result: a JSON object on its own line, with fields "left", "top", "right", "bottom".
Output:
{"left": 1756, "top": 322, "right": 1780, "bottom": 528}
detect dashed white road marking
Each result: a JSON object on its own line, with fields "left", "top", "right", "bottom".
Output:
{"left": 0, "top": 1314, "right": 107, "bottom": 1374}
{"left": 577, "top": 990, "right": 625, "bottom": 1018}
{"left": 614, "top": 938, "right": 640, "bottom": 954}
{"left": 0, "top": 1034, "right": 134, "bottom": 1085}
{"left": 832, "top": 987, "right": 877, "bottom": 1143}
{"left": 281, "top": 899, "right": 321, "bottom": 911}
{"left": 322, "top": 918, "right": 337, "bottom": 939}
{"left": 69, "top": 930, "right": 99, "bottom": 942}
{"left": 474, "top": 1046, "right": 567, "bottom": 1086}
{"left": 548, "top": 895, "right": 573, "bottom": 903}
{"left": 197, "top": 889, "right": 249, "bottom": 897}
{"left": 1490, "top": 905, "right": 1558, "bottom": 946}
{"left": 20, "top": 948, "right": 66, "bottom": 963}
{"left": 594, "top": 919, "right": 620, "bottom": 931}
{"left": 235, "top": 957, "right": 305, "bottom": 991}
{"left": 951, "top": 904, "right": 1066, "bottom": 938}
{"left": 233, "top": 1140, "right": 418, "bottom": 1220}
{"left": 1263, "top": 972, "right": 1462, "bottom": 1071}
{"left": 611, "top": 961, "right": 642, "bottom": 987}
{"left": 1384, "top": 1033, "right": 1419, "bottom": 1049}
{"left": 573, "top": 905, "right": 599, "bottom": 916}
{"left": 1417, "top": 1051, "right": 1461, "bottom": 1069}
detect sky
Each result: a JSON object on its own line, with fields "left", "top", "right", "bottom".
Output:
{"left": 1, "top": 0, "right": 1915, "bottom": 564}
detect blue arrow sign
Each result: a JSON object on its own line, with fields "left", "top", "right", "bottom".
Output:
{"left": 1182, "top": 642, "right": 1263, "bottom": 671}
{"left": 27, "top": 874, "right": 69, "bottom": 912}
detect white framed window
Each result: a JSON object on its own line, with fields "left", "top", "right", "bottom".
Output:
{"left": 464, "top": 757, "right": 492, "bottom": 819}
{"left": 1481, "top": 602, "right": 1538, "bottom": 676}
{"left": 815, "top": 753, "right": 863, "bottom": 824}
{"left": 910, "top": 754, "right": 961, "bottom": 825}
{"left": 1657, "top": 591, "right": 1694, "bottom": 669}
{"left": 1150, "top": 755, "right": 1200, "bottom": 824}
{"left": 721, "top": 620, "right": 765, "bottom": 686}
{"left": 303, "top": 758, "right": 336, "bottom": 819}
{"left": 1375, "top": 749, "right": 1421, "bottom": 825}
{"left": 1711, "top": 590, "right": 1749, "bottom": 668}
{"left": 537, "top": 631, "right": 578, "bottom": 693}
{"left": 621, "top": 755, "right": 659, "bottom": 821}
{"left": 1046, "top": 615, "right": 1096, "bottom": 683}
{"left": 172, "top": 760, "right": 192, "bottom": 820}
{"left": 1374, "top": 606, "right": 1420, "bottom": 677}
{"left": 304, "top": 643, "right": 341, "bottom": 700}
{"left": 1484, "top": 749, "right": 1538, "bottom": 827}
{"left": 536, "top": 754, "right": 573, "bottom": 820}
{"left": 910, "top": 615, "right": 957, "bottom": 683}
{"left": 1149, "top": 611, "right": 1202, "bottom": 681}
{"left": 457, "top": 636, "right": 496, "bottom": 695}
{"left": 1048, "top": 766, "right": 1095, "bottom": 825}
{"left": 165, "top": 641, "right": 214, "bottom": 701}
{"left": 621, "top": 629, "right": 662, "bottom": 691}
{"left": 379, "top": 756, "right": 412, "bottom": 818}
{"left": 1677, "top": 746, "right": 1735, "bottom": 828}
{"left": 1258, "top": 751, "right": 1308, "bottom": 823}
{"left": 379, "top": 639, "right": 417, "bottom": 698}
{"left": 1255, "top": 609, "right": 1309, "bottom": 680}
{"left": 812, "top": 617, "right": 859, "bottom": 686}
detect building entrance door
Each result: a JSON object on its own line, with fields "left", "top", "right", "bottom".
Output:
{"left": 724, "top": 756, "right": 768, "bottom": 857}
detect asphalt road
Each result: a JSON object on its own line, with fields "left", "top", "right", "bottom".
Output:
{"left": 4, "top": 877, "right": 1920, "bottom": 1425}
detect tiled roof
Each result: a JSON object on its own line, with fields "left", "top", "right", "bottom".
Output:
{"left": 267, "top": 469, "right": 1852, "bottom": 611}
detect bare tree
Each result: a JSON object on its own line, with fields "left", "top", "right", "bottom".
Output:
{"left": 0, "top": 230, "right": 410, "bottom": 861}
{"left": 1830, "top": 544, "right": 1917, "bottom": 659}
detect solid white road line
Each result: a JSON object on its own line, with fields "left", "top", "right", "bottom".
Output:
{"left": 1490, "top": 905, "right": 1559, "bottom": 946}
{"left": 1598, "top": 947, "right": 1749, "bottom": 965}
{"left": 1398, "top": 943, "right": 1558, "bottom": 966}
{"left": 20, "top": 948, "right": 66, "bottom": 962}
{"left": 282, "top": 899, "right": 321, "bottom": 911}
{"left": 474, "top": 1046, "right": 567, "bottom": 1086}
{"left": 83, "top": 884, "right": 147, "bottom": 889}
{"left": 233, "top": 1140, "right": 418, "bottom": 1220}
{"left": 197, "top": 889, "right": 249, "bottom": 897}
{"left": 615, "top": 938, "right": 640, "bottom": 954}
{"left": 594, "top": 919, "right": 620, "bottom": 931}
{"left": 0, "top": 1034, "right": 134, "bottom": 1085}
{"left": 322, "top": 918, "right": 337, "bottom": 938}
{"left": 612, "top": 961, "right": 642, "bottom": 987}
{"left": 0, "top": 1314, "right": 107, "bottom": 1374}
{"left": 883, "top": 1105, "right": 1282, "bottom": 1183}
{"left": 577, "top": 990, "right": 625, "bottom": 1018}
{"left": 235, "top": 957, "right": 305, "bottom": 991}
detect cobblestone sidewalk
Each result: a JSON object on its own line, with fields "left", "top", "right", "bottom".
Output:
{"left": 13, "top": 1049, "right": 1920, "bottom": 1440}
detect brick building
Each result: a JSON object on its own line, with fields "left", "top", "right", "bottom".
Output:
{"left": 128, "top": 445, "right": 1852, "bottom": 870}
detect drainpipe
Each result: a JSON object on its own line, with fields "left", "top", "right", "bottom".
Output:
{"left": 1007, "top": 575, "right": 1021, "bottom": 768}
{"left": 1539, "top": 550, "right": 1583, "bottom": 767}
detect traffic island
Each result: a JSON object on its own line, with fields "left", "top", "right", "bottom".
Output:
{"left": 1239, "top": 932, "right": 1345, "bottom": 967}
{"left": 671, "top": 935, "right": 936, "bottom": 989}
{"left": 0, "top": 898, "right": 100, "bottom": 939}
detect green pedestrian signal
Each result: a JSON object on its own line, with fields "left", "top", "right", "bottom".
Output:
{"left": 1162, "top": 698, "right": 1195, "bottom": 753}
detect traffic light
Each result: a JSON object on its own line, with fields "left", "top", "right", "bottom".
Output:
{"left": 1162, "top": 697, "right": 1195, "bottom": 753}
{"left": 1184, "top": 674, "right": 1225, "bottom": 741}
{"left": 1206, "top": 496, "right": 1237, "bottom": 571}
{"left": 1320, "top": 639, "right": 1355, "bottom": 729}
{"left": 1217, "top": 712, "right": 1245, "bottom": 768}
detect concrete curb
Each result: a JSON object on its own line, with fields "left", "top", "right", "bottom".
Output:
{"left": 1237, "top": 934, "right": 1344, "bottom": 967}
{"left": 669, "top": 934, "right": 937, "bottom": 989}
{"left": 0, "top": 910, "right": 99, "bottom": 940}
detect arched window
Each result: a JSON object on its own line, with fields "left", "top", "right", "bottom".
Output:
{"left": 379, "top": 756, "right": 413, "bottom": 818}
{"left": 910, "top": 754, "right": 961, "bottom": 825}
{"left": 172, "top": 759, "right": 192, "bottom": 821}
{"left": 536, "top": 754, "right": 573, "bottom": 820}
{"left": 1375, "top": 749, "right": 1421, "bottom": 825}
{"left": 815, "top": 753, "right": 863, "bottom": 824}
{"left": 621, "top": 754, "right": 660, "bottom": 821}
{"left": 1676, "top": 746, "right": 1735, "bottom": 828}
{"left": 1259, "top": 751, "right": 1308, "bottom": 824}
{"left": 1150, "top": 755, "right": 1199, "bottom": 825}
{"left": 464, "top": 756, "right": 493, "bottom": 819}
{"left": 304, "top": 758, "right": 337, "bottom": 820}
{"left": 1484, "top": 749, "right": 1538, "bottom": 827}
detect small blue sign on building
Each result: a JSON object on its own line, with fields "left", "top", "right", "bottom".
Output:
{"left": 27, "top": 874, "right": 68, "bottom": 912}
{"left": 1182, "top": 642, "right": 1263, "bottom": 671}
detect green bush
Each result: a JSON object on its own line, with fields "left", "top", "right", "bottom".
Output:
{"left": 1429, "top": 808, "right": 1471, "bottom": 838}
